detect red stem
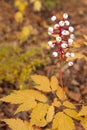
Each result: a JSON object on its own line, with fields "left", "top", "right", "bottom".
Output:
{"left": 59, "top": 58, "right": 63, "bottom": 88}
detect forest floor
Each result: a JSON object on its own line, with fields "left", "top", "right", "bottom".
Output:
{"left": 0, "top": 0, "right": 87, "bottom": 130}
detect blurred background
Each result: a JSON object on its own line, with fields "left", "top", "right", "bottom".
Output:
{"left": 0, "top": 0, "right": 87, "bottom": 129}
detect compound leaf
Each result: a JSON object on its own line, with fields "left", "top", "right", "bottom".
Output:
{"left": 2, "top": 118, "right": 33, "bottom": 130}
{"left": 52, "top": 112, "right": 75, "bottom": 130}
{"left": 0, "top": 89, "right": 47, "bottom": 113}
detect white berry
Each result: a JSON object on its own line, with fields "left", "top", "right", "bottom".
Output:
{"left": 59, "top": 20, "right": 65, "bottom": 26}
{"left": 61, "top": 43, "right": 68, "bottom": 48}
{"left": 48, "top": 32, "right": 52, "bottom": 35}
{"left": 70, "top": 34, "right": 75, "bottom": 39}
{"left": 71, "top": 53, "right": 75, "bottom": 57}
{"left": 51, "top": 16, "right": 56, "bottom": 21}
{"left": 62, "top": 30, "right": 69, "bottom": 35}
{"left": 65, "top": 20, "right": 70, "bottom": 26}
{"left": 68, "top": 38, "right": 73, "bottom": 44}
{"left": 69, "top": 26, "right": 74, "bottom": 32}
{"left": 48, "top": 27, "right": 53, "bottom": 33}
{"left": 56, "top": 36, "right": 62, "bottom": 42}
{"left": 68, "top": 61, "right": 73, "bottom": 66}
{"left": 48, "top": 41, "right": 54, "bottom": 48}
{"left": 63, "top": 13, "right": 68, "bottom": 19}
{"left": 54, "top": 24, "right": 59, "bottom": 29}
{"left": 52, "top": 52, "right": 58, "bottom": 57}
{"left": 65, "top": 52, "right": 71, "bottom": 57}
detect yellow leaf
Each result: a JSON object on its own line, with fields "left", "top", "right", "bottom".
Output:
{"left": 19, "top": 25, "right": 33, "bottom": 42}
{"left": 33, "top": 0, "right": 42, "bottom": 11}
{"left": 63, "top": 101, "right": 75, "bottom": 109}
{"left": 2, "top": 118, "right": 33, "bottom": 130}
{"left": 18, "top": 2, "right": 27, "bottom": 11}
{"left": 14, "top": 0, "right": 21, "bottom": 7}
{"left": 52, "top": 98, "right": 61, "bottom": 107}
{"left": 31, "top": 75, "right": 51, "bottom": 92}
{"left": 78, "top": 106, "right": 87, "bottom": 116}
{"left": 22, "top": 25, "right": 33, "bottom": 36}
{"left": 30, "top": 103, "right": 49, "bottom": 127}
{"left": 84, "top": 35, "right": 87, "bottom": 41}
{"left": 46, "top": 105, "right": 54, "bottom": 123}
{"left": 81, "top": 116, "right": 87, "bottom": 130}
{"left": 73, "top": 40, "right": 83, "bottom": 48}
{"left": 84, "top": 42, "right": 87, "bottom": 46}
{"left": 50, "top": 76, "right": 58, "bottom": 91}
{"left": 14, "top": 12, "right": 23, "bottom": 23}
{"left": 52, "top": 112, "right": 75, "bottom": 130}
{"left": 15, "top": 99, "right": 37, "bottom": 114}
{"left": 64, "top": 109, "right": 82, "bottom": 120}
{"left": 0, "top": 90, "right": 47, "bottom": 113}
{"left": 56, "top": 87, "right": 67, "bottom": 100}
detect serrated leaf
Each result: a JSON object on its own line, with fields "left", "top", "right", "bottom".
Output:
{"left": 63, "top": 101, "right": 75, "bottom": 109}
{"left": 52, "top": 98, "right": 61, "bottom": 107}
{"left": 0, "top": 89, "right": 47, "bottom": 113}
{"left": 64, "top": 109, "right": 82, "bottom": 120}
{"left": 78, "top": 106, "right": 87, "bottom": 116}
{"left": 52, "top": 112, "right": 75, "bottom": 130}
{"left": 15, "top": 99, "right": 37, "bottom": 114}
{"left": 56, "top": 87, "right": 67, "bottom": 100}
{"left": 46, "top": 105, "right": 54, "bottom": 123}
{"left": 2, "top": 118, "right": 33, "bottom": 130}
{"left": 31, "top": 75, "right": 51, "bottom": 92}
{"left": 50, "top": 76, "right": 58, "bottom": 91}
{"left": 30, "top": 103, "right": 49, "bottom": 127}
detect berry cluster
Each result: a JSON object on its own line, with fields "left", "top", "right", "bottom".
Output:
{"left": 48, "top": 13, "right": 75, "bottom": 66}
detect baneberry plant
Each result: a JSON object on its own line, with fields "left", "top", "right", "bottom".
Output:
{"left": 48, "top": 13, "right": 75, "bottom": 66}
{"left": 0, "top": 13, "right": 87, "bottom": 130}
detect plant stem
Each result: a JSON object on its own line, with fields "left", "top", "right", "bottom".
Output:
{"left": 59, "top": 55, "right": 63, "bottom": 88}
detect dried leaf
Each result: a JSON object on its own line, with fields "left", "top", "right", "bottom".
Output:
{"left": 46, "top": 105, "right": 54, "bottom": 123}
{"left": 73, "top": 40, "right": 83, "bottom": 48}
{"left": 52, "top": 112, "right": 75, "bottom": 130}
{"left": 66, "top": 88, "right": 80, "bottom": 101}
{"left": 31, "top": 75, "right": 51, "bottom": 92}
{"left": 67, "top": 53, "right": 87, "bottom": 61}
{"left": 50, "top": 76, "right": 58, "bottom": 91}
{"left": 30, "top": 103, "right": 49, "bottom": 127}
{"left": 2, "top": 118, "right": 33, "bottom": 130}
